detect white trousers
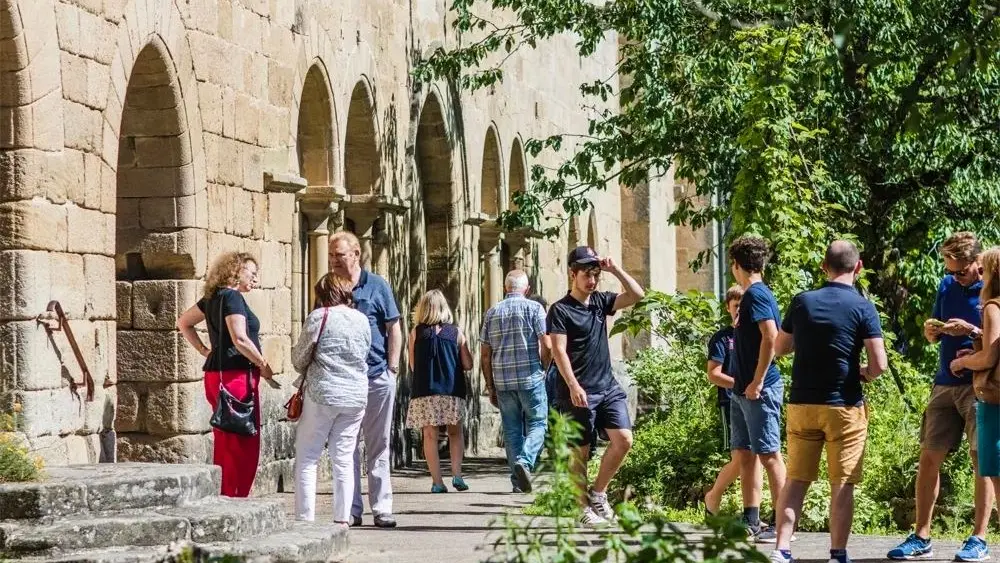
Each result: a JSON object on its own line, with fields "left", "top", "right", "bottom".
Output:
{"left": 294, "top": 393, "right": 365, "bottom": 523}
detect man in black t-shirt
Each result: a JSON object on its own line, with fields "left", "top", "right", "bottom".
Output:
{"left": 547, "top": 246, "right": 645, "bottom": 528}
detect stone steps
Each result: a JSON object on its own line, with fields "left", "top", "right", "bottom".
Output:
{"left": 0, "top": 463, "right": 348, "bottom": 562}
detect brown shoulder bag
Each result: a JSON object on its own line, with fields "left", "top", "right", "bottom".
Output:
{"left": 973, "top": 300, "right": 1000, "bottom": 405}
{"left": 285, "top": 307, "right": 330, "bottom": 421}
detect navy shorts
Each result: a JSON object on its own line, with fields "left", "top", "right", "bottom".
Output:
{"left": 558, "top": 383, "right": 632, "bottom": 449}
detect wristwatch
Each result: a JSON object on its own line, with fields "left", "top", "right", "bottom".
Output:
{"left": 971, "top": 327, "right": 983, "bottom": 340}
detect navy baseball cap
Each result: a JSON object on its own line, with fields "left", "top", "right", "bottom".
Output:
{"left": 568, "top": 246, "right": 600, "bottom": 266}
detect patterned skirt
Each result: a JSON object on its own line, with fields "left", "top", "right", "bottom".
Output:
{"left": 406, "top": 395, "right": 465, "bottom": 428}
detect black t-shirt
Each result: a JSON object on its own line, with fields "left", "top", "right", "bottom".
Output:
{"left": 546, "top": 291, "right": 617, "bottom": 396}
{"left": 782, "top": 282, "right": 883, "bottom": 406}
{"left": 196, "top": 288, "right": 261, "bottom": 371}
{"left": 707, "top": 326, "right": 735, "bottom": 406}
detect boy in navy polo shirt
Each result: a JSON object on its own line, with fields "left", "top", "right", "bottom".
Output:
{"left": 769, "top": 240, "right": 888, "bottom": 563}
{"left": 547, "top": 246, "right": 645, "bottom": 528}
{"left": 888, "top": 232, "right": 992, "bottom": 562}
{"left": 728, "top": 235, "right": 787, "bottom": 541}
{"left": 704, "top": 285, "right": 764, "bottom": 518}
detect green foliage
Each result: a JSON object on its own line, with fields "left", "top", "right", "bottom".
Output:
{"left": 491, "top": 411, "right": 768, "bottom": 562}
{"left": 0, "top": 405, "right": 42, "bottom": 484}
{"left": 417, "top": 0, "right": 1000, "bottom": 356}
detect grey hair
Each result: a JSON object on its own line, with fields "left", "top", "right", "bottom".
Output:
{"left": 504, "top": 270, "right": 529, "bottom": 293}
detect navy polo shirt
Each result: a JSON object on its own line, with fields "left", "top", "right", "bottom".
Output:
{"left": 932, "top": 275, "right": 982, "bottom": 386}
{"left": 781, "top": 282, "right": 883, "bottom": 406}
{"left": 707, "top": 326, "right": 735, "bottom": 406}
{"left": 733, "top": 282, "right": 782, "bottom": 394}
{"left": 353, "top": 270, "right": 401, "bottom": 378}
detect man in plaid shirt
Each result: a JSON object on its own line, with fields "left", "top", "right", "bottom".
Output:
{"left": 481, "top": 270, "right": 551, "bottom": 493}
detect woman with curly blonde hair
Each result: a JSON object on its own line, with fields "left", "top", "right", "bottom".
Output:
{"left": 177, "top": 251, "right": 275, "bottom": 497}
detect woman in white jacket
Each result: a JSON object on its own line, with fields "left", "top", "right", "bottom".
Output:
{"left": 292, "top": 273, "right": 372, "bottom": 526}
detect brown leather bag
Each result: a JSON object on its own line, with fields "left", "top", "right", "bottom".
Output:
{"left": 285, "top": 307, "right": 330, "bottom": 421}
{"left": 972, "top": 300, "right": 1000, "bottom": 405}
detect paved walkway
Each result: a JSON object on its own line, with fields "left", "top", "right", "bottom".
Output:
{"left": 264, "top": 458, "right": 968, "bottom": 562}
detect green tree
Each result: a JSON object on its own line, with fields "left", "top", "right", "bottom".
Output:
{"left": 416, "top": 0, "right": 1000, "bottom": 352}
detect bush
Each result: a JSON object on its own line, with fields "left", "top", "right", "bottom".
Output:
{"left": 0, "top": 405, "right": 43, "bottom": 483}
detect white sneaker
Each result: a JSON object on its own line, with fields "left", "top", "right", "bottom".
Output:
{"left": 579, "top": 506, "right": 610, "bottom": 528}
{"left": 588, "top": 491, "right": 616, "bottom": 522}
{"left": 769, "top": 550, "right": 792, "bottom": 563}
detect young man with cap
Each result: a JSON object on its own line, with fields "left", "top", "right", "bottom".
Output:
{"left": 547, "top": 245, "right": 644, "bottom": 528}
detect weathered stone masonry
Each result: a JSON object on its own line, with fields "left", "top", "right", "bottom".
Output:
{"left": 0, "top": 0, "right": 701, "bottom": 491}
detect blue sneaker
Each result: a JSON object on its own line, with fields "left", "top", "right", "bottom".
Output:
{"left": 452, "top": 476, "right": 469, "bottom": 491}
{"left": 955, "top": 536, "right": 990, "bottom": 562}
{"left": 431, "top": 483, "right": 448, "bottom": 493}
{"left": 887, "top": 533, "right": 933, "bottom": 560}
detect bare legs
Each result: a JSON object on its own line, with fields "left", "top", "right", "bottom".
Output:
{"left": 570, "top": 429, "right": 634, "bottom": 506}
{"left": 423, "top": 425, "right": 465, "bottom": 486}
{"left": 706, "top": 453, "right": 761, "bottom": 514}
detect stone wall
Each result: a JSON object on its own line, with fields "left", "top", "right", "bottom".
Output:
{"left": 0, "top": 0, "right": 670, "bottom": 487}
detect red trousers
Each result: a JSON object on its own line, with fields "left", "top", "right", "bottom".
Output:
{"left": 204, "top": 368, "right": 261, "bottom": 497}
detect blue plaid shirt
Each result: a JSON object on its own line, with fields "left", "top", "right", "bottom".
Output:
{"left": 479, "top": 293, "right": 547, "bottom": 391}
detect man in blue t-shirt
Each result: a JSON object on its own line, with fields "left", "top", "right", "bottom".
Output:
{"left": 704, "top": 285, "right": 763, "bottom": 519}
{"left": 770, "top": 241, "right": 888, "bottom": 563}
{"left": 888, "top": 232, "right": 992, "bottom": 562}
{"left": 728, "top": 235, "right": 787, "bottom": 541}
{"left": 328, "top": 231, "right": 402, "bottom": 529}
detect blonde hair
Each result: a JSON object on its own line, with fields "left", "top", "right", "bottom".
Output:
{"left": 980, "top": 247, "right": 1000, "bottom": 304}
{"left": 413, "top": 289, "right": 454, "bottom": 325}
{"left": 941, "top": 231, "right": 982, "bottom": 263}
{"left": 203, "top": 252, "right": 257, "bottom": 299}
{"left": 725, "top": 284, "right": 745, "bottom": 304}
{"left": 329, "top": 230, "right": 361, "bottom": 252}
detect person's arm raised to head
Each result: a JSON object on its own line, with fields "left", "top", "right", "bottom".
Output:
{"left": 601, "top": 257, "right": 644, "bottom": 311}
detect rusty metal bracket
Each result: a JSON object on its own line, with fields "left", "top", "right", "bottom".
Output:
{"left": 36, "top": 301, "right": 95, "bottom": 402}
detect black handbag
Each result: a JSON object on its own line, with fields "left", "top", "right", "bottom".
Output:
{"left": 208, "top": 291, "right": 258, "bottom": 436}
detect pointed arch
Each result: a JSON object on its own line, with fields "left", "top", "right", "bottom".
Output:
{"left": 480, "top": 125, "right": 503, "bottom": 217}
{"left": 344, "top": 78, "right": 380, "bottom": 196}
{"left": 507, "top": 136, "right": 527, "bottom": 212}
{"left": 297, "top": 64, "right": 335, "bottom": 187}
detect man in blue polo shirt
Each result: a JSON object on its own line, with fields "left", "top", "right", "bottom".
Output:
{"left": 769, "top": 240, "right": 888, "bottom": 563}
{"left": 728, "top": 234, "right": 787, "bottom": 541}
{"left": 888, "top": 232, "right": 993, "bottom": 562}
{"left": 329, "top": 231, "right": 403, "bottom": 529}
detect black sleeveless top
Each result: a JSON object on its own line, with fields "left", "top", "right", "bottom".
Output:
{"left": 411, "top": 324, "right": 465, "bottom": 399}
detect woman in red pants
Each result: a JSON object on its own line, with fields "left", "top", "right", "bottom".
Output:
{"left": 177, "top": 251, "right": 275, "bottom": 497}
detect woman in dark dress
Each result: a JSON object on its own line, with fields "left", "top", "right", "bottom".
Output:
{"left": 405, "top": 289, "right": 474, "bottom": 493}
{"left": 176, "top": 251, "right": 275, "bottom": 497}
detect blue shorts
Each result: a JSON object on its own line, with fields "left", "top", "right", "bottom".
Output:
{"left": 730, "top": 381, "right": 784, "bottom": 454}
{"left": 977, "top": 401, "right": 1000, "bottom": 477}
{"left": 558, "top": 383, "right": 632, "bottom": 450}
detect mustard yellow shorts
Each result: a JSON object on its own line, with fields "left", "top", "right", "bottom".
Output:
{"left": 786, "top": 403, "right": 869, "bottom": 484}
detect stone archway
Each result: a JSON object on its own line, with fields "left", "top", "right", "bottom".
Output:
{"left": 506, "top": 137, "right": 531, "bottom": 284}
{"left": 341, "top": 79, "right": 386, "bottom": 273}
{"left": 413, "top": 91, "right": 460, "bottom": 308}
{"left": 114, "top": 39, "right": 203, "bottom": 462}
{"left": 295, "top": 64, "right": 336, "bottom": 317}
{"left": 479, "top": 126, "right": 503, "bottom": 309}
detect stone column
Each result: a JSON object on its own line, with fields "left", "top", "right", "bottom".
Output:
{"left": 477, "top": 218, "right": 504, "bottom": 309}
{"left": 342, "top": 194, "right": 411, "bottom": 278}
{"left": 298, "top": 186, "right": 345, "bottom": 307}
{"left": 505, "top": 226, "right": 543, "bottom": 290}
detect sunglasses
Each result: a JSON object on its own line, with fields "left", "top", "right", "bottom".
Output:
{"left": 945, "top": 265, "right": 983, "bottom": 277}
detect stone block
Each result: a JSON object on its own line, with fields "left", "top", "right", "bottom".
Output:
{"left": 132, "top": 279, "right": 200, "bottom": 330}
{"left": 116, "top": 330, "right": 202, "bottom": 383}
{"left": 60, "top": 51, "right": 89, "bottom": 105}
{"left": 243, "top": 290, "right": 272, "bottom": 334}
{"left": 218, "top": 137, "right": 242, "bottom": 186}
{"left": 55, "top": 1, "right": 81, "bottom": 54}
{"left": 0, "top": 100, "right": 31, "bottom": 148}
{"left": 222, "top": 87, "right": 236, "bottom": 141}
{"left": 0, "top": 512, "right": 192, "bottom": 553}
{"left": 84, "top": 254, "right": 115, "bottom": 319}
{"left": 0, "top": 320, "right": 63, "bottom": 391}
{"left": 257, "top": 103, "right": 280, "bottom": 148}
{"left": 242, "top": 143, "right": 262, "bottom": 192}
{"left": 235, "top": 93, "right": 258, "bottom": 143}
{"left": 265, "top": 193, "right": 295, "bottom": 243}
{"left": 17, "top": 388, "right": 85, "bottom": 437}
{"left": 260, "top": 335, "right": 287, "bottom": 375}
{"left": 82, "top": 151, "right": 102, "bottom": 209}
{"left": 271, "top": 288, "right": 291, "bottom": 336}
{"left": 131, "top": 227, "right": 207, "bottom": 279}
{"left": 67, "top": 205, "right": 113, "bottom": 255}
{"left": 252, "top": 192, "right": 267, "bottom": 239}
{"left": 63, "top": 99, "right": 100, "bottom": 152}
{"left": 82, "top": 383, "right": 115, "bottom": 434}
{"left": 116, "top": 281, "right": 132, "bottom": 329}
{"left": 229, "top": 186, "right": 253, "bottom": 236}
{"left": 0, "top": 199, "right": 68, "bottom": 252}
{"left": 49, "top": 252, "right": 86, "bottom": 318}
{"left": 0, "top": 149, "right": 68, "bottom": 203}
{"left": 258, "top": 240, "right": 283, "bottom": 289}
{"left": 0, "top": 250, "right": 50, "bottom": 321}
{"left": 258, "top": 419, "right": 295, "bottom": 462}
{"left": 198, "top": 81, "right": 223, "bottom": 134}
{"left": 115, "top": 381, "right": 143, "bottom": 433}
{"left": 146, "top": 380, "right": 212, "bottom": 435}
{"left": 133, "top": 135, "right": 192, "bottom": 168}
{"left": 86, "top": 58, "right": 110, "bottom": 109}
{"left": 266, "top": 60, "right": 293, "bottom": 107}
{"left": 139, "top": 194, "right": 199, "bottom": 230}
{"left": 117, "top": 433, "right": 213, "bottom": 464}
{"left": 117, "top": 162, "right": 195, "bottom": 198}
